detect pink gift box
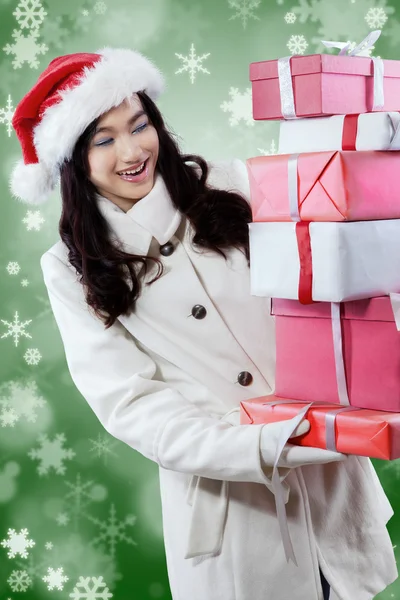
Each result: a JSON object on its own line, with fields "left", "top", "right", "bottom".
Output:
{"left": 272, "top": 296, "right": 400, "bottom": 412}
{"left": 246, "top": 150, "right": 400, "bottom": 222}
{"left": 250, "top": 54, "right": 400, "bottom": 120}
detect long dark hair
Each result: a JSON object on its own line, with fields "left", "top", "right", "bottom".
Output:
{"left": 59, "top": 90, "right": 252, "bottom": 329}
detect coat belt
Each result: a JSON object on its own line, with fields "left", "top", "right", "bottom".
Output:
{"left": 184, "top": 406, "right": 241, "bottom": 560}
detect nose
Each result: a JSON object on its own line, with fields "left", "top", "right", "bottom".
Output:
{"left": 117, "top": 135, "right": 143, "bottom": 163}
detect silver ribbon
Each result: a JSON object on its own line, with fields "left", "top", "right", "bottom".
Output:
{"left": 184, "top": 406, "right": 240, "bottom": 560}
{"left": 288, "top": 154, "right": 301, "bottom": 221}
{"left": 277, "top": 56, "right": 299, "bottom": 119}
{"left": 331, "top": 302, "right": 350, "bottom": 406}
{"left": 321, "top": 30, "right": 384, "bottom": 110}
{"left": 325, "top": 406, "right": 362, "bottom": 450}
{"left": 387, "top": 113, "right": 400, "bottom": 149}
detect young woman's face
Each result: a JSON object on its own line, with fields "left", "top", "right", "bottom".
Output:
{"left": 87, "top": 94, "right": 159, "bottom": 211}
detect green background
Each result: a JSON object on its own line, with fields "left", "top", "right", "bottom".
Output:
{"left": 0, "top": 0, "right": 399, "bottom": 598}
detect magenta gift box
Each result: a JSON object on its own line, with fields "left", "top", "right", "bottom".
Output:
{"left": 250, "top": 54, "right": 400, "bottom": 120}
{"left": 272, "top": 296, "right": 400, "bottom": 412}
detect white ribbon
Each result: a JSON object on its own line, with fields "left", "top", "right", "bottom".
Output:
{"left": 288, "top": 154, "right": 301, "bottom": 221}
{"left": 387, "top": 113, "right": 400, "bottom": 149}
{"left": 389, "top": 292, "right": 400, "bottom": 330}
{"left": 184, "top": 406, "right": 240, "bottom": 560}
{"left": 331, "top": 302, "right": 350, "bottom": 406}
{"left": 321, "top": 30, "right": 384, "bottom": 110}
{"left": 277, "top": 56, "right": 299, "bottom": 120}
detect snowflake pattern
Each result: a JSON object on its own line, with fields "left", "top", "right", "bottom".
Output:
{"left": 40, "top": 16, "right": 70, "bottom": 50}
{"left": 0, "top": 311, "right": 32, "bottom": 347}
{"left": 56, "top": 512, "right": 70, "bottom": 526}
{"left": 287, "top": 33, "right": 308, "bottom": 54}
{"left": 28, "top": 433, "right": 76, "bottom": 476}
{"left": 23, "top": 348, "right": 42, "bottom": 365}
{"left": 175, "top": 43, "right": 210, "bottom": 84}
{"left": 227, "top": 0, "right": 261, "bottom": 29}
{"left": 69, "top": 576, "right": 113, "bottom": 599}
{"left": 7, "top": 569, "right": 32, "bottom": 592}
{"left": 291, "top": 0, "right": 395, "bottom": 51}
{"left": 259, "top": 140, "right": 278, "bottom": 155}
{"left": 0, "top": 407, "right": 19, "bottom": 427}
{"left": 21, "top": 279, "right": 29, "bottom": 287}
{"left": 12, "top": 0, "right": 47, "bottom": 29}
{"left": 6, "top": 262, "right": 20, "bottom": 276}
{"left": 1, "top": 528, "right": 35, "bottom": 559}
{"left": 220, "top": 87, "right": 254, "bottom": 127}
{"left": 93, "top": 1, "right": 107, "bottom": 14}
{"left": 365, "top": 7, "right": 388, "bottom": 28}
{"left": 0, "top": 380, "right": 46, "bottom": 424}
{"left": 22, "top": 210, "right": 45, "bottom": 231}
{"left": 284, "top": 11, "right": 296, "bottom": 23}
{"left": 42, "top": 566, "right": 69, "bottom": 591}
{"left": 89, "top": 432, "right": 118, "bottom": 465}
{"left": 0, "top": 95, "right": 15, "bottom": 137}
{"left": 3, "top": 29, "right": 48, "bottom": 69}
{"left": 85, "top": 504, "right": 137, "bottom": 558}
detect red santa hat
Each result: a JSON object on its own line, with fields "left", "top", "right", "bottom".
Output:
{"left": 10, "top": 47, "right": 166, "bottom": 205}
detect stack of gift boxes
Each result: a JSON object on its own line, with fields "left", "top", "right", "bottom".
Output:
{"left": 239, "top": 31, "right": 400, "bottom": 462}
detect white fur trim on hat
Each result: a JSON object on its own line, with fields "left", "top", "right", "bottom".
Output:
{"left": 33, "top": 47, "right": 166, "bottom": 172}
{"left": 9, "top": 158, "right": 58, "bottom": 205}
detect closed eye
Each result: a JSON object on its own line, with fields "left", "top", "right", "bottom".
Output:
{"left": 94, "top": 123, "right": 148, "bottom": 147}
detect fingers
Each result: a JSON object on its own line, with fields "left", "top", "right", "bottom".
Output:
{"left": 277, "top": 443, "right": 348, "bottom": 469}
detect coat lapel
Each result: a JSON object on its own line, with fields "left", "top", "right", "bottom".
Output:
{"left": 95, "top": 169, "right": 182, "bottom": 255}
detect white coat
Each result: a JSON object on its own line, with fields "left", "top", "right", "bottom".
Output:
{"left": 40, "top": 158, "right": 398, "bottom": 600}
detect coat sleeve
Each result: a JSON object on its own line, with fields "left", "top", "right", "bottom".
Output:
{"left": 40, "top": 249, "right": 290, "bottom": 492}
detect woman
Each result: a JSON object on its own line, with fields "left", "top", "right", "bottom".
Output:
{"left": 10, "top": 48, "right": 397, "bottom": 600}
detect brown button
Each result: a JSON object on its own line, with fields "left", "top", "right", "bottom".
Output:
{"left": 160, "top": 241, "right": 174, "bottom": 256}
{"left": 238, "top": 371, "right": 253, "bottom": 386}
{"left": 191, "top": 305, "right": 207, "bottom": 319}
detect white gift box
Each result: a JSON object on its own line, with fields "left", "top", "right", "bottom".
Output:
{"left": 278, "top": 112, "right": 400, "bottom": 154}
{"left": 249, "top": 220, "right": 400, "bottom": 302}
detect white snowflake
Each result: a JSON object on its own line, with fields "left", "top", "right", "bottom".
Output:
{"left": 56, "top": 512, "right": 70, "bottom": 526}
{"left": 89, "top": 432, "right": 118, "bottom": 465}
{"left": 0, "top": 407, "right": 19, "bottom": 427}
{"left": 69, "top": 576, "right": 113, "bottom": 599}
{"left": 0, "top": 95, "right": 15, "bottom": 137}
{"left": 28, "top": 433, "right": 76, "bottom": 476}
{"left": 287, "top": 34, "right": 308, "bottom": 54}
{"left": 227, "top": 0, "right": 261, "bottom": 29}
{"left": 259, "top": 140, "right": 278, "bottom": 155}
{"left": 63, "top": 473, "right": 99, "bottom": 528}
{"left": 220, "top": 86, "right": 254, "bottom": 127}
{"left": 22, "top": 210, "right": 45, "bottom": 231}
{"left": 1, "top": 528, "right": 35, "bottom": 559}
{"left": 21, "top": 279, "right": 29, "bottom": 287}
{"left": 0, "top": 311, "right": 32, "bottom": 347}
{"left": 3, "top": 29, "right": 48, "bottom": 69}
{"left": 40, "top": 16, "right": 70, "bottom": 50}
{"left": 365, "top": 7, "right": 388, "bottom": 28}
{"left": 7, "top": 569, "right": 32, "bottom": 592}
{"left": 175, "top": 43, "right": 210, "bottom": 84}
{"left": 6, "top": 261, "right": 20, "bottom": 275}
{"left": 24, "top": 348, "right": 42, "bottom": 365}
{"left": 284, "top": 11, "right": 296, "bottom": 23}
{"left": 42, "top": 566, "right": 69, "bottom": 591}
{"left": 85, "top": 504, "right": 137, "bottom": 558}
{"left": 0, "top": 380, "right": 46, "bottom": 423}
{"left": 291, "top": 0, "right": 395, "bottom": 51}
{"left": 82, "top": 9, "right": 90, "bottom": 16}
{"left": 12, "top": 0, "right": 47, "bottom": 29}
{"left": 45, "top": 541, "right": 53, "bottom": 550}
{"left": 93, "top": 1, "right": 107, "bottom": 14}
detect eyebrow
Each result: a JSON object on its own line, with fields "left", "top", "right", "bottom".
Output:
{"left": 94, "top": 110, "right": 147, "bottom": 134}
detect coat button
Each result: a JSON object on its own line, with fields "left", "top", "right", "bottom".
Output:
{"left": 191, "top": 304, "right": 207, "bottom": 319}
{"left": 238, "top": 371, "right": 253, "bottom": 386}
{"left": 160, "top": 241, "right": 174, "bottom": 256}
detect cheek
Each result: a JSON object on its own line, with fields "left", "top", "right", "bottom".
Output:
{"left": 88, "top": 150, "right": 112, "bottom": 179}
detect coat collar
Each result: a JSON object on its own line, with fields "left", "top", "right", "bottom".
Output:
{"left": 95, "top": 169, "right": 182, "bottom": 255}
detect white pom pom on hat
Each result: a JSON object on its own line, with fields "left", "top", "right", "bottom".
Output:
{"left": 10, "top": 48, "right": 166, "bottom": 205}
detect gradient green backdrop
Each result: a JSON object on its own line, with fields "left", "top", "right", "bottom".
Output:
{"left": 0, "top": 0, "right": 399, "bottom": 598}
